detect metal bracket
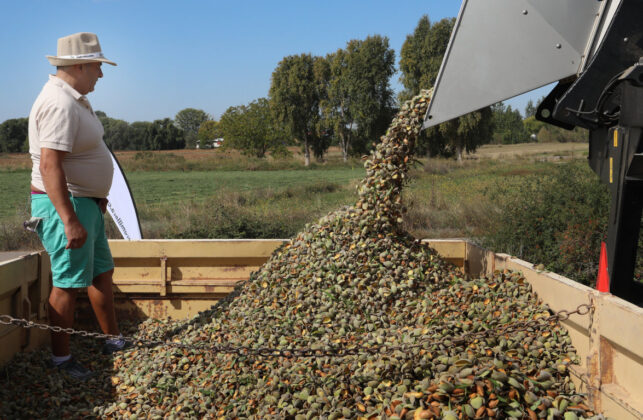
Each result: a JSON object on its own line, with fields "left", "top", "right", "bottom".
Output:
{"left": 160, "top": 257, "right": 169, "bottom": 297}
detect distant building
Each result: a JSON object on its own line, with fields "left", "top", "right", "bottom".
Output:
{"left": 198, "top": 138, "right": 224, "bottom": 149}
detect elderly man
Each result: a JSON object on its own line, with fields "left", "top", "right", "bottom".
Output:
{"left": 29, "top": 32, "right": 127, "bottom": 380}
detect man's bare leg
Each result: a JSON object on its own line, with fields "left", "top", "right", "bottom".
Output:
{"left": 48, "top": 287, "right": 78, "bottom": 357}
{"left": 87, "top": 269, "right": 120, "bottom": 336}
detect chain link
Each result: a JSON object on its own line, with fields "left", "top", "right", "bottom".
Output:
{"left": 0, "top": 304, "right": 592, "bottom": 359}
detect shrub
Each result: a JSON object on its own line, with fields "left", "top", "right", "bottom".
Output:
{"left": 166, "top": 202, "right": 298, "bottom": 239}
{"left": 481, "top": 161, "right": 611, "bottom": 285}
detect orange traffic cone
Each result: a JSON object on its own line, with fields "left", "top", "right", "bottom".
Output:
{"left": 596, "top": 241, "right": 609, "bottom": 293}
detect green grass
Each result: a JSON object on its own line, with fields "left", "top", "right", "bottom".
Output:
{"left": 0, "top": 170, "right": 31, "bottom": 219}
{"left": 129, "top": 168, "right": 365, "bottom": 210}
{"left": 0, "top": 167, "right": 366, "bottom": 249}
{"left": 0, "top": 168, "right": 365, "bottom": 220}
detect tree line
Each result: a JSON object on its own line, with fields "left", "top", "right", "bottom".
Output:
{"left": 0, "top": 108, "right": 211, "bottom": 153}
{"left": 0, "top": 16, "right": 587, "bottom": 158}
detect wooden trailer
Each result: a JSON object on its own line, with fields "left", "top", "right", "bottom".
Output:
{"left": 1, "top": 239, "right": 641, "bottom": 419}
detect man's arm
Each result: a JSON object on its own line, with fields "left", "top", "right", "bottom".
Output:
{"left": 40, "top": 147, "right": 87, "bottom": 249}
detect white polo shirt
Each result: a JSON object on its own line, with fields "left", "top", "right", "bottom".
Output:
{"left": 29, "top": 75, "right": 114, "bottom": 198}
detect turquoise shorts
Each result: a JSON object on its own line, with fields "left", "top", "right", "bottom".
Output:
{"left": 31, "top": 194, "right": 114, "bottom": 289}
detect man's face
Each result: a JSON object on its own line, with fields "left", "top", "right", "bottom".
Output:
{"left": 78, "top": 62, "right": 103, "bottom": 94}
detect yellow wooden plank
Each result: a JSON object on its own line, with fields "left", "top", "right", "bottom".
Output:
{"left": 108, "top": 298, "right": 227, "bottom": 320}
{"left": 595, "top": 295, "right": 643, "bottom": 415}
{"left": 169, "top": 279, "right": 242, "bottom": 287}
{"left": 167, "top": 257, "right": 270, "bottom": 267}
{"left": 109, "top": 239, "right": 285, "bottom": 258}
{"left": 167, "top": 284, "right": 237, "bottom": 294}
{"left": 443, "top": 258, "right": 465, "bottom": 269}
{"left": 170, "top": 266, "right": 260, "bottom": 281}
{"left": 422, "top": 239, "right": 467, "bottom": 260}
{"left": 495, "top": 254, "right": 594, "bottom": 329}
{"left": 112, "top": 284, "right": 161, "bottom": 294}
{"left": 113, "top": 257, "right": 165, "bottom": 268}
{"left": 598, "top": 294, "right": 643, "bottom": 362}
{"left": 113, "top": 266, "right": 261, "bottom": 282}
{"left": 465, "top": 242, "right": 495, "bottom": 277}
{"left": 601, "top": 383, "right": 642, "bottom": 420}
{"left": 0, "top": 255, "right": 39, "bottom": 297}
{"left": 38, "top": 253, "right": 51, "bottom": 318}
{"left": 113, "top": 284, "right": 238, "bottom": 295}
{"left": 113, "top": 267, "right": 163, "bottom": 281}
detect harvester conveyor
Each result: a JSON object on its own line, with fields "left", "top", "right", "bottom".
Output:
{"left": 424, "top": 0, "right": 643, "bottom": 305}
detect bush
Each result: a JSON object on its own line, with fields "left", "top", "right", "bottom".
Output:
{"left": 0, "top": 214, "right": 42, "bottom": 251}
{"left": 166, "top": 201, "right": 298, "bottom": 239}
{"left": 481, "top": 161, "right": 610, "bottom": 285}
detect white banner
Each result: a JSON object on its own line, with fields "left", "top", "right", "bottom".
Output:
{"left": 106, "top": 151, "right": 142, "bottom": 240}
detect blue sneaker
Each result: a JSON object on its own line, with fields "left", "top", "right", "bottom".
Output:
{"left": 102, "top": 339, "right": 133, "bottom": 355}
{"left": 55, "top": 357, "right": 93, "bottom": 381}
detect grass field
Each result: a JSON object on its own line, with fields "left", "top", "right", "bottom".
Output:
{"left": 0, "top": 142, "right": 588, "bottom": 247}
{"left": 130, "top": 168, "right": 364, "bottom": 208}
{"left": 3, "top": 141, "right": 638, "bottom": 286}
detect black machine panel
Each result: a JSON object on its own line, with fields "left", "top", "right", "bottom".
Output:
{"left": 538, "top": 0, "right": 643, "bottom": 304}
{"left": 539, "top": 0, "right": 643, "bottom": 130}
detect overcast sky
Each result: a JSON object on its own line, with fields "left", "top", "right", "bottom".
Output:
{"left": 0, "top": 0, "right": 548, "bottom": 123}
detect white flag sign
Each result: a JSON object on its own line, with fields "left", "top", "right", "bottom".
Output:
{"left": 106, "top": 151, "right": 142, "bottom": 240}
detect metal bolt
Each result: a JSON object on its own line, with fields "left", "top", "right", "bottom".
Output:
{"left": 624, "top": 37, "right": 629, "bottom": 43}
{"left": 556, "top": 43, "right": 562, "bottom": 49}
{"left": 522, "top": 10, "right": 528, "bottom": 15}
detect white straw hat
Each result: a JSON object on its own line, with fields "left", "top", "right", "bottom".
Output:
{"left": 46, "top": 32, "right": 117, "bottom": 66}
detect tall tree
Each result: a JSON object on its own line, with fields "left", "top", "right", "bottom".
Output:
{"left": 491, "top": 102, "right": 530, "bottom": 144}
{"left": 399, "top": 16, "right": 494, "bottom": 161}
{"left": 146, "top": 119, "right": 186, "bottom": 150}
{"left": 436, "top": 108, "right": 494, "bottom": 161}
{"left": 322, "top": 35, "right": 396, "bottom": 161}
{"left": 97, "top": 112, "right": 131, "bottom": 150}
{"left": 174, "top": 108, "right": 211, "bottom": 149}
{"left": 0, "top": 118, "right": 28, "bottom": 153}
{"left": 269, "top": 54, "right": 323, "bottom": 166}
{"left": 524, "top": 99, "right": 537, "bottom": 119}
{"left": 128, "top": 122, "right": 152, "bottom": 150}
{"left": 219, "top": 98, "right": 287, "bottom": 158}
{"left": 399, "top": 16, "right": 454, "bottom": 101}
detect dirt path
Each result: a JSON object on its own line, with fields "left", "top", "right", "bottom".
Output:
{"left": 470, "top": 142, "right": 587, "bottom": 160}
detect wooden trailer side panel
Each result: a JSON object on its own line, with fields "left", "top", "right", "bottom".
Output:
{"left": 491, "top": 251, "right": 643, "bottom": 419}
{"left": 0, "top": 253, "right": 50, "bottom": 365}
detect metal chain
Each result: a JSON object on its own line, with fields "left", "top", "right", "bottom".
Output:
{"left": 0, "top": 303, "right": 592, "bottom": 359}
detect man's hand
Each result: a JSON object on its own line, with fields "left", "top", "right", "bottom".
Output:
{"left": 40, "top": 147, "right": 88, "bottom": 249}
{"left": 98, "top": 198, "right": 108, "bottom": 214}
{"left": 64, "top": 219, "right": 88, "bottom": 249}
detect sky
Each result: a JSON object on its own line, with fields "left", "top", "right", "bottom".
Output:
{"left": 0, "top": 0, "right": 550, "bottom": 124}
